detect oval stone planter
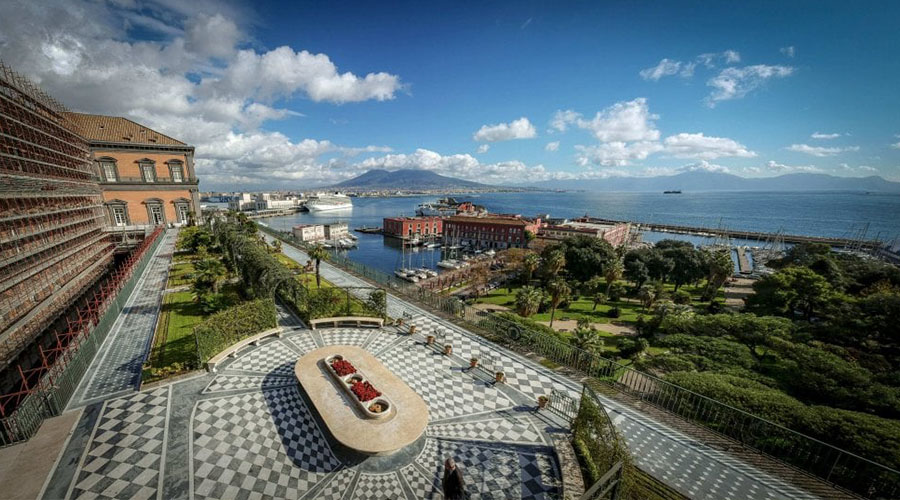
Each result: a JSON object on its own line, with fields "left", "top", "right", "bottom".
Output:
{"left": 325, "top": 354, "right": 393, "bottom": 419}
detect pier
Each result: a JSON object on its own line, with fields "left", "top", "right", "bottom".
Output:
{"left": 581, "top": 217, "right": 884, "bottom": 250}
{"left": 736, "top": 247, "right": 752, "bottom": 274}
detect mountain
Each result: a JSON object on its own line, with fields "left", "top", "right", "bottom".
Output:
{"left": 332, "top": 169, "right": 490, "bottom": 190}
{"left": 532, "top": 171, "right": 900, "bottom": 193}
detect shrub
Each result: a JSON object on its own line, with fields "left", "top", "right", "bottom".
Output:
{"left": 607, "top": 307, "right": 621, "bottom": 318}
{"left": 673, "top": 289, "right": 692, "bottom": 305}
{"left": 194, "top": 298, "right": 277, "bottom": 362}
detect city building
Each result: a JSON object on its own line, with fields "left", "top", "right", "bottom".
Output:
{"left": 292, "top": 224, "right": 325, "bottom": 242}
{"left": 229, "top": 193, "right": 255, "bottom": 211}
{"left": 383, "top": 216, "right": 444, "bottom": 239}
{"left": 64, "top": 112, "right": 200, "bottom": 228}
{"left": 443, "top": 215, "right": 540, "bottom": 249}
{"left": 539, "top": 221, "right": 631, "bottom": 246}
{"left": 324, "top": 222, "right": 349, "bottom": 240}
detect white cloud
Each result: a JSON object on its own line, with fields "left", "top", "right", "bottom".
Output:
{"left": 838, "top": 163, "right": 879, "bottom": 176}
{"left": 891, "top": 136, "right": 900, "bottom": 149}
{"left": 357, "top": 149, "right": 551, "bottom": 184}
{"left": 811, "top": 132, "right": 841, "bottom": 140}
{"left": 780, "top": 46, "right": 796, "bottom": 58}
{"left": 545, "top": 141, "right": 560, "bottom": 152}
{"left": 0, "top": 0, "right": 408, "bottom": 189}
{"left": 662, "top": 133, "right": 756, "bottom": 159}
{"left": 786, "top": 144, "right": 860, "bottom": 157}
{"left": 640, "top": 58, "right": 683, "bottom": 81}
{"left": 576, "top": 98, "right": 660, "bottom": 142}
{"left": 697, "top": 50, "right": 741, "bottom": 68}
{"left": 723, "top": 50, "right": 741, "bottom": 64}
{"left": 678, "top": 160, "right": 730, "bottom": 173}
{"left": 477, "top": 144, "right": 490, "bottom": 154}
{"left": 705, "top": 65, "right": 794, "bottom": 106}
{"left": 574, "top": 142, "right": 663, "bottom": 167}
{"left": 763, "top": 160, "right": 821, "bottom": 173}
{"left": 473, "top": 117, "right": 537, "bottom": 142}
{"left": 549, "top": 109, "right": 581, "bottom": 132}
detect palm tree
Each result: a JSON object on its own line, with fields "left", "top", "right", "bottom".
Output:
{"left": 604, "top": 258, "right": 624, "bottom": 298}
{"left": 569, "top": 327, "right": 603, "bottom": 371}
{"left": 194, "top": 256, "right": 227, "bottom": 293}
{"left": 542, "top": 248, "right": 566, "bottom": 280}
{"left": 703, "top": 248, "right": 733, "bottom": 302}
{"left": 546, "top": 277, "right": 571, "bottom": 328}
{"left": 638, "top": 284, "right": 657, "bottom": 312}
{"left": 515, "top": 286, "right": 544, "bottom": 317}
{"left": 521, "top": 253, "right": 540, "bottom": 284}
{"left": 308, "top": 243, "right": 330, "bottom": 288}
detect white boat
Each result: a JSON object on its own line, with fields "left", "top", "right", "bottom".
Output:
{"left": 419, "top": 267, "right": 438, "bottom": 278}
{"left": 306, "top": 192, "right": 352, "bottom": 212}
{"left": 425, "top": 242, "right": 441, "bottom": 249}
{"left": 485, "top": 249, "right": 496, "bottom": 257}
{"left": 437, "top": 260, "right": 457, "bottom": 269}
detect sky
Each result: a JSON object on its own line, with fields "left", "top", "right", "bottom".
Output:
{"left": 1, "top": 0, "right": 899, "bottom": 190}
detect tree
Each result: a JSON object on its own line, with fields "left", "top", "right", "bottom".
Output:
{"left": 607, "top": 281, "right": 626, "bottom": 302}
{"left": 271, "top": 239, "right": 283, "bottom": 254}
{"left": 177, "top": 226, "right": 213, "bottom": 253}
{"left": 521, "top": 252, "right": 540, "bottom": 284}
{"left": 662, "top": 245, "right": 705, "bottom": 291}
{"left": 747, "top": 266, "right": 834, "bottom": 321}
{"left": 625, "top": 258, "right": 650, "bottom": 290}
{"left": 308, "top": 244, "right": 330, "bottom": 288}
{"left": 585, "top": 276, "right": 606, "bottom": 311}
{"left": 638, "top": 284, "right": 657, "bottom": 312}
{"left": 515, "top": 286, "right": 544, "bottom": 317}
{"left": 540, "top": 246, "right": 566, "bottom": 280}
{"left": 570, "top": 327, "right": 603, "bottom": 354}
{"left": 194, "top": 254, "right": 227, "bottom": 293}
{"left": 560, "top": 235, "right": 616, "bottom": 282}
{"left": 604, "top": 257, "right": 624, "bottom": 297}
{"left": 524, "top": 230, "right": 536, "bottom": 243}
{"left": 702, "top": 248, "right": 733, "bottom": 301}
{"left": 546, "top": 277, "right": 571, "bottom": 327}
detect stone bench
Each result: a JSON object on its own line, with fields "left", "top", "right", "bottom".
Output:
{"left": 309, "top": 316, "right": 384, "bottom": 330}
{"left": 206, "top": 327, "right": 284, "bottom": 372}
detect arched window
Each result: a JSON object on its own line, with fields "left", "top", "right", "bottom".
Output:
{"left": 98, "top": 157, "right": 118, "bottom": 182}
{"left": 138, "top": 159, "right": 156, "bottom": 183}
{"left": 173, "top": 198, "right": 192, "bottom": 224}
{"left": 167, "top": 160, "right": 184, "bottom": 183}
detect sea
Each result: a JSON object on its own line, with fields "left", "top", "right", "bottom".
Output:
{"left": 212, "top": 191, "right": 900, "bottom": 277}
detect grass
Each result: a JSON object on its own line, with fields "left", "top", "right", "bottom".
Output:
{"left": 143, "top": 284, "right": 242, "bottom": 383}
{"left": 476, "top": 284, "right": 645, "bottom": 326}
{"left": 167, "top": 261, "right": 196, "bottom": 288}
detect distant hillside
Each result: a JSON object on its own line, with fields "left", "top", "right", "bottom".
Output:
{"left": 332, "top": 169, "right": 490, "bottom": 190}
{"left": 532, "top": 171, "right": 900, "bottom": 193}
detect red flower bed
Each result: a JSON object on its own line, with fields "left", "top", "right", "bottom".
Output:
{"left": 350, "top": 380, "right": 381, "bottom": 402}
{"left": 331, "top": 359, "right": 356, "bottom": 377}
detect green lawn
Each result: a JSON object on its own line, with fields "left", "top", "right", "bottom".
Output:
{"left": 476, "top": 284, "right": 645, "bottom": 325}
{"left": 167, "top": 261, "right": 196, "bottom": 288}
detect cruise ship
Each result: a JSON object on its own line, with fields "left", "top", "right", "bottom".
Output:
{"left": 306, "top": 192, "right": 352, "bottom": 212}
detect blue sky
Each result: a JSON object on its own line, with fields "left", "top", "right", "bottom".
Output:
{"left": 2, "top": 0, "right": 899, "bottom": 188}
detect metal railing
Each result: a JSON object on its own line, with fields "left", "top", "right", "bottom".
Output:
{"left": 0, "top": 229, "right": 164, "bottom": 446}
{"left": 259, "top": 224, "right": 900, "bottom": 499}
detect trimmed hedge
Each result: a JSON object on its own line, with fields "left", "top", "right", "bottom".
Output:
{"left": 194, "top": 298, "right": 277, "bottom": 362}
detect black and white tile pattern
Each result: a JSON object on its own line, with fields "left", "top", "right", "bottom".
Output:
{"left": 192, "top": 386, "right": 340, "bottom": 499}
{"left": 319, "top": 328, "right": 374, "bottom": 347}
{"left": 314, "top": 468, "right": 357, "bottom": 500}
{"left": 202, "top": 374, "right": 295, "bottom": 394}
{"left": 286, "top": 330, "right": 320, "bottom": 355}
{"left": 427, "top": 416, "right": 545, "bottom": 445}
{"left": 221, "top": 339, "right": 297, "bottom": 376}
{"left": 68, "top": 387, "right": 169, "bottom": 499}
{"left": 401, "top": 465, "right": 443, "bottom": 500}
{"left": 351, "top": 472, "right": 406, "bottom": 500}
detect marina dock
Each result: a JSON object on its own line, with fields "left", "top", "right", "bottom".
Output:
{"left": 736, "top": 247, "right": 752, "bottom": 274}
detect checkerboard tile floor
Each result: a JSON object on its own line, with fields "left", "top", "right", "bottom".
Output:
{"left": 351, "top": 472, "right": 406, "bottom": 500}
{"left": 378, "top": 343, "right": 517, "bottom": 420}
{"left": 364, "top": 329, "right": 406, "bottom": 356}
{"left": 69, "top": 387, "right": 169, "bottom": 499}
{"left": 286, "top": 331, "right": 320, "bottom": 354}
{"left": 313, "top": 468, "right": 357, "bottom": 500}
{"left": 191, "top": 386, "right": 340, "bottom": 499}
{"left": 427, "top": 416, "right": 545, "bottom": 445}
{"left": 202, "top": 374, "right": 296, "bottom": 394}
{"left": 401, "top": 465, "right": 443, "bottom": 500}
{"left": 221, "top": 339, "right": 297, "bottom": 376}
{"left": 319, "top": 328, "right": 374, "bottom": 347}
{"left": 417, "top": 438, "right": 561, "bottom": 499}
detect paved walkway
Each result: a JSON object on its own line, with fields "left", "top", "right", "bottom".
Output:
{"left": 68, "top": 229, "right": 177, "bottom": 407}
{"left": 269, "top": 236, "right": 820, "bottom": 500}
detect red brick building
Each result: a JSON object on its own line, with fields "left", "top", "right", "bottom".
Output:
{"left": 443, "top": 216, "right": 540, "bottom": 249}
{"left": 539, "top": 222, "right": 631, "bottom": 247}
{"left": 383, "top": 216, "right": 443, "bottom": 239}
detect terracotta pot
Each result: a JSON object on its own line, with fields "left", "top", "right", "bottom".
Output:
{"left": 537, "top": 396, "right": 549, "bottom": 410}
{"left": 409, "top": 325, "right": 417, "bottom": 335}
{"left": 426, "top": 334, "right": 435, "bottom": 344}
{"left": 443, "top": 345, "right": 453, "bottom": 356}
{"left": 495, "top": 371, "right": 505, "bottom": 383}
{"left": 469, "top": 359, "right": 478, "bottom": 368}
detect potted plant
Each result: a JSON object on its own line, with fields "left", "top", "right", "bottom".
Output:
{"left": 537, "top": 395, "right": 549, "bottom": 410}
{"left": 443, "top": 344, "right": 453, "bottom": 356}
{"left": 409, "top": 324, "right": 417, "bottom": 335}
{"left": 495, "top": 371, "right": 505, "bottom": 383}
{"left": 426, "top": 334, "right": 435, "bottom": 344}
{"left": 397, "top": 317, "right": 404, "bottom": 327}
{"left": 469, "top": 357, "right": 478, "bottom": 369}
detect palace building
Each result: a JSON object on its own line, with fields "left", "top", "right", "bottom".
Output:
{"left": 63, "top": 113, "right": 201, "bottom": 228}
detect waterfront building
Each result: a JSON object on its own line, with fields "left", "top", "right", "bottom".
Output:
{"left": 0, "top": 63, "right": 114, "bottom": 371}
{"left": 539, "top": 221, "right": 631, "bottom": 247}
{"left": 63, "top": 112, "right": 200, "bottom": 228}
{"left": 292, "top": 224, "right": 326, "bottom": 242}
{"left": 383, "top": 216, "right": 444, "bottom": 239}
{"left": 229, "top": 193, "right": 256, "bottom": 211}
{"left": 443, "top": 215, "right": 540, "bottom": 249}
{"left": 324, "top": 222, "right": 349, "bottom": 240}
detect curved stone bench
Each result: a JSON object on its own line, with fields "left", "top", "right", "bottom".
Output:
{"left": 309, "top": 316, "right": 384, "bottom": 330}
{"left": 206, "top": 327, "right": 284, "bottom": 372}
